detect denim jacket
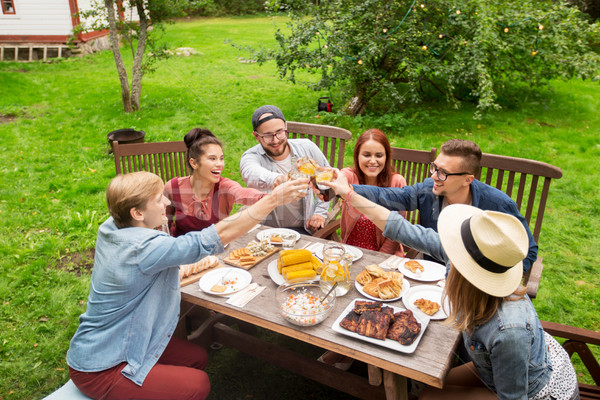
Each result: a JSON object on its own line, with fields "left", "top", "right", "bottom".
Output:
{"left": 354, "top": 178, "right": 537, "bottom": 272}
{"left": 66, "top": 218, "right": 224, "bottom": 386}
{"left": 383, "top": 214, "right": 551, "bottom": 399}
{"left": 240, "top": 139, "right": 330, "bottom": 229}
{"left": 464, "top": 296, "right": 551, "bottom": 399}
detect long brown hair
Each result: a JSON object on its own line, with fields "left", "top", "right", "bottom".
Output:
{"left": 352, "top": 129, "right": 395, "bottom": 187}
{"left": 444, "top": 266, "right": 526, "bottom": 333}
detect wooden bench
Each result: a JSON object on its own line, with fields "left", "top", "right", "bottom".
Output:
{"left": 478, "top": 153, "right": 563, "bottom": 298}
{"left": 541, "top": 320, "right": 600, "bottom": 399}
{"left": 112, "top": 140, "right": 189, "bottom": 182}
{"left": 287, "top": 121, "right": 352, "bottom": 170}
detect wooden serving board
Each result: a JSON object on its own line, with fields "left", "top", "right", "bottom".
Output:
{"left": 180, "top": 262, "right": 226, "bottom": 287}
{"left": 223, "top": 247, "right": 279, "bottom": 270}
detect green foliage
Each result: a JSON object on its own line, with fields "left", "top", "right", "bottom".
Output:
{"left": 256, "top": 0, "right": 600, "bottom": 116}
{"left": 190, "top": 0, "right": 268, "bottom": 16}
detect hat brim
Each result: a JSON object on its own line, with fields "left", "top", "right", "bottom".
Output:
{"left": 438, "top": 204, "right": 523, "bottom": 297}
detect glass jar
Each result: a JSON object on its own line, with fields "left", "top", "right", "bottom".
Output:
{"left": 319, "top": 242, "right": 351, "bottom": 296}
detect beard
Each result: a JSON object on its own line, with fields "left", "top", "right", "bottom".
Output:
{"left": 263, "top": 141, "right": 289, "bottom": 159}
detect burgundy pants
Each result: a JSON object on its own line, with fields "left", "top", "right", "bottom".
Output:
{"left": 69, "top": 337, "right": 210, "bottom": 400}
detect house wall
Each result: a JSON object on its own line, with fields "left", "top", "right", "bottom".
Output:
{"left": 0, "top": 0, "right": 74, "bottom": 38}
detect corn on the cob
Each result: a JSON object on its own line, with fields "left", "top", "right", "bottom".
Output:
{"left": 279, "top": 249, "right": 312, "bottom": 267}
{"left": 281, "top": 262, "right": 313, "bottom": 276}
{"left": 285, "top": 269, "right": 317, "bottom": 282}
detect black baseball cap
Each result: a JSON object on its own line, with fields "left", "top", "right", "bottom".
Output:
{"left": 252, "top": 105, "right": 286, "bottom": 131}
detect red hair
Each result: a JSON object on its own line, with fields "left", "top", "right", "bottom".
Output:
{"left": 352, "top": 129, "right": 395, "bottom": 187}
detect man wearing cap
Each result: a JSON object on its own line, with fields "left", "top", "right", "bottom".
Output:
{"left": 240, "top": 105, "right": 330, "bottom": 234}
{"left": 345, "top": 139, "right": 537, "bottom": 273}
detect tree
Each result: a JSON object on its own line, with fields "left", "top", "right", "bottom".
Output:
{"left": 259, "top": 0, "right": 600, "bottom": 116}
{"left": 76, "top": 0, "right": 198, "bottom": 112}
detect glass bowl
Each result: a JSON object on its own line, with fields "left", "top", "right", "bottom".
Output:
{"left": 276, "top": 281, "right": 336, "bottom": 326}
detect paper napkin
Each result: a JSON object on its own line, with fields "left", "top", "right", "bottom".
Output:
{"left": 226, "top": 283, "right": 265, "bottom": 308}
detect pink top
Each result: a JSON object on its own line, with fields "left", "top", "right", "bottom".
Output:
{"left": 164, "top": 176, "right": 265, "bottom": 234}
{"left": 340, "top": 168, "right": 407, "bottom": 256}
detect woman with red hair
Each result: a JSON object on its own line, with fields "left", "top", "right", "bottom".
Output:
{"left": 340, "top": 129, "right": 407, "bottom": 255}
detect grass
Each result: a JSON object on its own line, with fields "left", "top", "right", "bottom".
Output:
{"left": 0, "top": 15, "right": 598, "bottom": 399}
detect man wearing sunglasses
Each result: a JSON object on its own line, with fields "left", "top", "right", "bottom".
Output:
{"left": 349, "top": 139, "right": 537, "bottom": 272}
{"left": 240, "top": 105, "right": 330, "bottom": 234}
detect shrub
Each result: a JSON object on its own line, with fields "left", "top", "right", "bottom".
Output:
{"left": 256, "top": 0, "right": 600, "bottom": 116}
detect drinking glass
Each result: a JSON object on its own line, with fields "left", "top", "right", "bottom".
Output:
{"left": 281, "top": 233, "right": 297, "bottom": 250}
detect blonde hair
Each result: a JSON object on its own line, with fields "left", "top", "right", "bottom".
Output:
{"left": 106, "top": 172, "right": 164, "bottom": 228}
{"left": 444, "top": 266, "right": 526, "bottom": 333}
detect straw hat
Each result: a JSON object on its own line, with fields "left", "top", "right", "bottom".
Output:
{"left": 438, "top": 204, "right": 528, "bottom": 297}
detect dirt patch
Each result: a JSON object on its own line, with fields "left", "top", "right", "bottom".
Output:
{"left": 0, "top": 113, "right": 16, "bottom": 124}
{"left": 56, "top": 248, "right": 95, "bottom": 276}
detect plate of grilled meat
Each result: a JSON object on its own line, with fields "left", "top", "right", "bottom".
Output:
{"left": 331, "top": 298, "right": 429, "bottom": 354}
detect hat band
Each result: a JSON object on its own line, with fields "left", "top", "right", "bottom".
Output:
{"left": 254, "top": 114, "right": 282, "bottom": 130}
{"left": 460, "top": 218, "right": 510, "bottom": 274}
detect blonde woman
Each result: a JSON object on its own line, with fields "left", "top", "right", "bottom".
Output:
{"left": 67, "top": 171, "right": 307, "bottom": 400}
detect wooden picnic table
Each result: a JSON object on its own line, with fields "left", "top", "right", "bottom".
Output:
{"left": 180, "top": 226, "right": 461, "bottom": 400}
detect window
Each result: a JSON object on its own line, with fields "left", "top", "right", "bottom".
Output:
{"left": 2, "top": 0, "right": 15, "bottom": 14}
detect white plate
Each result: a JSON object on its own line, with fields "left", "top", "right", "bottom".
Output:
{"left": 198, "top": 267, "right": 252, "bottom": 296}
{"left": 403, "top": 285, "right": 449, "bottom": 320}
{"left": 256, "top": 228, "right": 300, "bottom": 245}
{"left": 331, "top": 298, "right": 429, "bottom": 354}
{"left": 267, "top": 260, "right": 285, "bottom": 286}
{"left": 315, "top": 244, "right": 363, "bottom": 262}
{"left": 400, "top": 259, "right": 446, "bottom": 282}
{"left": 354, "top": 278, "right": 410, "bottom": 302}
{"left": 267, "top": 259, "right": 319, "bottom": 286}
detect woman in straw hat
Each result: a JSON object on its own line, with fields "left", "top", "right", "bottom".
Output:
{"left": 323, "top": 174, "right": 579, "bottom": 400}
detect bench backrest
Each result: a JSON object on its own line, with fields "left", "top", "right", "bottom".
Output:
{"left": 112, "top": 140, "right": 189, "bottom": 182}
{"left": 389, "top": 146, "right": 438, "bottom": 225}
{"left": 287, "top": 121, "right": 352, "bottom": 170}
{"left": 478, "top": 153, "right": 562, "bottom": 243}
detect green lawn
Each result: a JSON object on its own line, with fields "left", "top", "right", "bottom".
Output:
{"left": 0, "top": 15, "right": 598, "bottom": 399}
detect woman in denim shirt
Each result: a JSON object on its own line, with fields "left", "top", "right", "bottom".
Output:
{"left": 324, "top": 176, "right": 579, "bottom": 400}
{"left": 67, "top": 171, "right": 308, "bottom": 400}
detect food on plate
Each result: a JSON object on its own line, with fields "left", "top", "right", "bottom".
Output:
{"left": 365, "top": 264, "right": 388, "bottom": 278}
{"left": 285, "top": 269, "right": 317, "bottom": 281}
{"left": 277, "top": 249, "right": 321, "bottom": 283}
{"left": 377, "top": 279, "right": 402, "bottom": 300}
{"left": 179, "top": 255, "right": 219, "bottom": 279}
{"left": 270, "top": 234, "right": 282, "bottom": 243}
{"left": 387, "top": 310, "right": 422, "bottom": 345}
{"left": 414, "top": 298, "right": 441, "bottom": 316}
{"left": 210, "top": 284, "right": 226, "bottom": 293}
{"left": 356, "top": 269, "right": 373, "bottom": 286}
{"left": 404, "top": 260, "right": 425, "bottom": 274}
{"left": 357, "top": 266, "right": 404, "bottom": 299}
{"left": 340, "top": 300, "right": 421, "bottom": 345}
{"left": 278, "top": 249, "right": 313, "bottom": 271}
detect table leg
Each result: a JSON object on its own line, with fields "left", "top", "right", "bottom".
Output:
{"left": 383, "top": 370, "right": 409, "bottom": 400}
{"left": 368, "top": 364, "right": 383, "bottom": 386}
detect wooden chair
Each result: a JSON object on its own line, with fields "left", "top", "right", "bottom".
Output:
{"left": 541, "top": 320, "right": 600, "bottom": 399}
{"left": 112, "top": 140, "right": 189, "bottom": 182}
{"left": 287, "top": 121, "right": 352, "bottom": 170}
{"left": 477, "top": 153, "right": 563, "bottom": 298}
